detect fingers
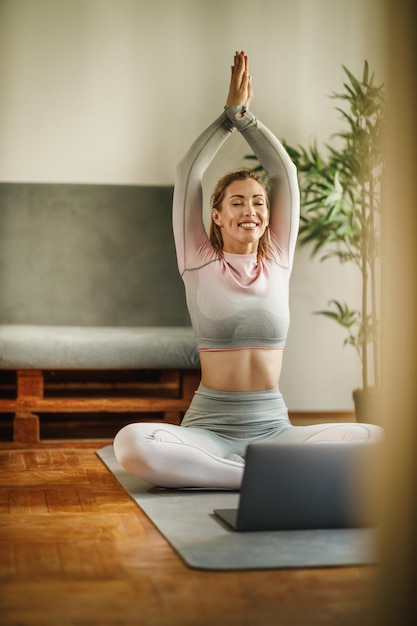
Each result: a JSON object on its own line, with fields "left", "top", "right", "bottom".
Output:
{"left": 231, "top": 51, "right": 246, "bottom": 87}
{"left": 231, "top": 51, "right": 247, "bottom": 72}
{"left": 236, "top": 51, "right": 252, "bottom": 94}
{"left": 225, "top": 50, "right": 253, "bottom": 108}
{"left": 246, "top": 75, "right": 253, "bottom": 108}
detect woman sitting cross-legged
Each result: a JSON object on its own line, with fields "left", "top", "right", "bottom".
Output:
{"left": 113, "top": 51, "right": 382, "bottom": 490}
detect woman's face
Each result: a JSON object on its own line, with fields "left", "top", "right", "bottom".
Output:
{"left": 212, "top": 178, "right": 269, "bottom": 254}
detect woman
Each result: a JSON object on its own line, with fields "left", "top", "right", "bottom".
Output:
{"left": 114, "top": 51, "right": 381, "bottom": 489}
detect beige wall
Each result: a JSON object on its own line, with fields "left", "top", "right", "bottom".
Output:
{"left": 0, "top": 0, "right": 387, "bottom": 410}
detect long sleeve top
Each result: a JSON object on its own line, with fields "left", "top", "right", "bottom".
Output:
{"left": 172, "top": 105, "right": 300, "bottom": 352}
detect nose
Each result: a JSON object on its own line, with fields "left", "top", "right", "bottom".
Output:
{"left": 244, "top": 202, "right": 256, "bottom": 215}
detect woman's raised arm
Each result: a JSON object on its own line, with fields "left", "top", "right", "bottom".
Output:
{"left": 172, "top": 113, "right": 234, "bottom": 276}
{"left": 224, "top": 52, "right": 300, "bottom": 270}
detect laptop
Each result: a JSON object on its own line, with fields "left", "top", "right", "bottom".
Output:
{"left": 214, "top": 441, "right": 381, "bottom": 532}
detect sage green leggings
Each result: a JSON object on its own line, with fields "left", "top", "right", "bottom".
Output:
{"left": 113, "top": 384, "right": 382, "bottom": 490}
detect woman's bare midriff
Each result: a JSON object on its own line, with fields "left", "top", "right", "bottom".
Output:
{"left": 199, "top": 348, "right": 284, "bottom": 392}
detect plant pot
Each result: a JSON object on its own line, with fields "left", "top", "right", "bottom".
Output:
{"left": 352, "top": 388, "right": 382, "bottom": 425}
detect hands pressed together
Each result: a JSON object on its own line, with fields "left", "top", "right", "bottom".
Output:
{"left": 225, "top": 50, "right": 253, "bottom": 111}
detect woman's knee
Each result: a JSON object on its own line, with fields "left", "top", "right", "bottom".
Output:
{"left": 113, "top": 423, "right": 155, "bottom": 475}
{"left": 113, "top": 422, "right": 188, "bottom": 477}
{"left": 302, "top": 422, "right": 383, "bottom": 443}
{"left": 277, "top": 422, "right": 383, "bottom": 444}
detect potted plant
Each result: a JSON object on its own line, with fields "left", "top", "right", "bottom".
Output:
{"left": 247, "top": 62, "right": 385, "bottom": 423}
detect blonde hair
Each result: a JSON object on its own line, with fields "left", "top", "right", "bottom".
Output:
{"left": 209, "top": 169, "right": 271, "bottom": 261}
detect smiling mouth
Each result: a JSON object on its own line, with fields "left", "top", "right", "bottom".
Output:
{"left": 238, "top": 221, "right": 259, "bottom": 229}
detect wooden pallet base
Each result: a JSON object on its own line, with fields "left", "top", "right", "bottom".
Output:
{"left": 0, "top": 368, "right": 201, "bottom": 443}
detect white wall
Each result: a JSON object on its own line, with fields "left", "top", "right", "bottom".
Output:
{"left": 0, "top": 0, "right": 387, "bottom": 410}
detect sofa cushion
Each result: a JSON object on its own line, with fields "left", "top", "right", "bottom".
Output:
{"left": 0, "top": 325, "right": 199, "bottom": 370}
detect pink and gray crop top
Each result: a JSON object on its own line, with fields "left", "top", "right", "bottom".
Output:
{"left": 172, "top": 104, "right": 300, "bottom": 352}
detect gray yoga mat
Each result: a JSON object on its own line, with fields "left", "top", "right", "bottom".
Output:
{"left": 97, "top": 445, "right": 379, "bottom": 571}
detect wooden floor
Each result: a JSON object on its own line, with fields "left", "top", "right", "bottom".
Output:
{"left": 0, "top": 442, "right": 377, "bottom": 626}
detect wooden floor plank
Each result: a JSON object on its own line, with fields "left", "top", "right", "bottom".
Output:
{"left": 14, "top": 542, "right": 63, "bottom": 579}
{"left": 57, "top": 539, "right": 125, "bottom": 580}
{"left": 0, "top": 542, "right": 17, "bottom": 580}
{"left": 0, "top": 468, "right": 91, "bottom": 487}
{"left": 28, "top": 489, "right": 49, "bottom": 513}
{"left": 0, "top": 489, "right": 9, "bottom": 513}
{"left": 0, "top": 451, "right": 11, "bottom": 469}
{"left": 0, "top": 513, "right": 130, "bottom": 543}
{"left": 45, "top": 488, "right": 83, "bottom": 512}
{"left": 0, "top": 580, "right": 157, "bottom": 624}
{"left": 0, "top": 445, "right": 378, "bottom": 626}
{"left": 75, "top": 486, "right": 99, "bottom": 512}
{"left": 9, "top": 490, "right": 38, "bottom": 514}
{"left": 7, "top": 489, "right": 48, "bottom": 514}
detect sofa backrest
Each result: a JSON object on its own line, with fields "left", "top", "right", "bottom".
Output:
{"left": 0, "top": 183, "right": 190, "bottom": 326}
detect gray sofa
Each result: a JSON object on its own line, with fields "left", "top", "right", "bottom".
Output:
{"left": 0, "top": 183, "right": 200, "bottom": 442}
